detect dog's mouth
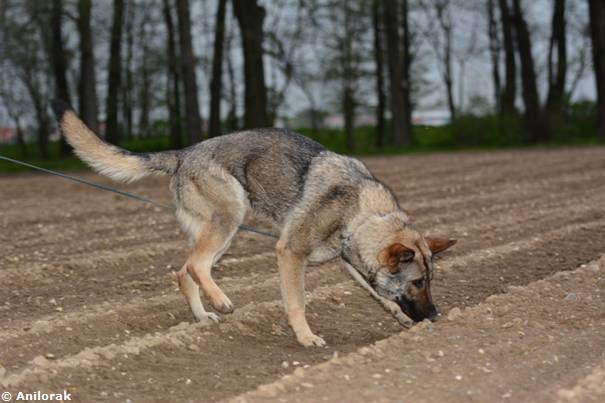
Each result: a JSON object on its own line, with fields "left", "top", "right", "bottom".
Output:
{"left": 395, "top": 295, "right": 437, "bottom": 322}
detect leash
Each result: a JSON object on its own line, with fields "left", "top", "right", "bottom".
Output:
{"left": 0, "top": 155, "right": 279, "bottom": 239}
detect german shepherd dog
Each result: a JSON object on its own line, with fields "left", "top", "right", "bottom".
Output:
{"left": 53, "top": 102, "right": 455, "bottom": 347}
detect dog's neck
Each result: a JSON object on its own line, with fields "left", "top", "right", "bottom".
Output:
{"left": 341, "top": 209, "right": 409, "bottom": 283}
{"left": 340, "top": 183, "right": 412, "bottom": 282}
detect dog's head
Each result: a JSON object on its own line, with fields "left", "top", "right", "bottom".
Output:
{"left": 343, "top": 219, "right": 455, "bottom": 322}
{"left": 374, "top": 234, "right": 455, "bottom": 321}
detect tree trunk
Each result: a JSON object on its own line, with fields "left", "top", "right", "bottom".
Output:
{"left": 487, "top": 0, "right": 502, "bottom": 111}
{"left": 122, "top": 0, "right": 134, "bottom": 139}
{"left": 589, "top": 0, "right": 605, "bottom": 139}
{"left": 373, "top": 0, "right": 386, "bottom": 147}
{"left": 226, "top": 40, "right": 239, "bottom": 131}
{"left": 163, "top": 0, "right": 182, "bottom": 148}
{"left": 138, "top": 14, "right": 151, "bottom": 136}
{"left": 401, "top": 0, "right": 412, "bottom": 138}
{"left": 50, "top": 0, "right": 71, "bottom": 155}
{"left": 209, "top": 0, "right": 227, "bottom": 137}
{"left": 77, "top": 0, "right": 99, "bottom": 134}
{"left": 511, "top": 0, "right": 548, "bottom": 142}
{"left": 15, "top": 124, "right": 27, "bottom": 158}
{"left": 498, "top": 0, "right": 516, "bottom": 115}
{"left": 7, "top": 111, "right": 27, "bottom": 158}
{"left": 105, "top": 0, "right": 125, "bottom": 144}
{"left": 233, "top": 0, "right": 270, "bottom": 128}
{"left": 176, "top": 0, "right": 203, "bottom": 144}
{"left": 434, "top": 1, "right": 455, "bottom": 121}
{"left": 545, "top": 0, "right": 567, "bottom": 125}
{"left": 343, "top": 85, "right": 355, "bottom": 151}
{"left": 23, "top": 76, "right": 50, "bottom": 158}
{"left": 383, "top": 0, "right": 411, "bottom": 147}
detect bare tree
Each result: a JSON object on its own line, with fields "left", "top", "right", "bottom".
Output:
{"left": 209, "top": 0, "right": 227, "bottom": 137}
{"left": 264, "top": 2, "right": 307, "bottom": 126}
{"left": 421, "top": 0, "right": 456, "bottom": 120}
{"left": 589, "top": 0, "right": 605, "bottom": 139}
{"left": 487, "top": 0, "right": 502, "bottom": 112}
{"left": 224, "top": 23, "right": 239, "bottom": 131}
{"left": 137, "top": 6, "right": 152, "bottom": 136}
{"left": 163, "top": 0, "right": 182, "bottom": 147}
{"left": 233, "top": 0, "right": 270, "bottom": 128}
{"left": 105, "top": 0, "right": 125, "bottom": 144}
{"left": 498, "top": 0, "right": 516, "bottom": 115}
{"left": 384, "top": 0, "right": 412, "bottom": 147}
{"left": 545, "top": 0, "right": 567, "bottom": 125}
{"left": 401, "top": 0, "right": 413, "bottom": 136}
{"left": 373, "top": 0, "right": 386, "bottom": 147}
{"left": 77, "top": 0, "right": 99, "bottom": 134}
{"left": 3, "top": 2, "right": 53, "bottom": 157}
{"left": 0, "top": 70, "right": 28, "bottom": 157}
{"left": 50, "top": 0, "right": 71, "bottom": 155}
{"left": 176, "top": 0, "right": 203, "bottom": 143}
{"left": 511, "top": 0, "right": 548, "bottom": 141}
{"left": 122, "top": 0, "right": 134, "bottom": 139}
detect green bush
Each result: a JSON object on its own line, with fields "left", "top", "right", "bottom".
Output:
{"left": 451, "top": 114, "right": 526, "bottom": 147}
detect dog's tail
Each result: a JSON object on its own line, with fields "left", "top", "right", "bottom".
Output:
{"left": 52, "top": 100, "right": 180, "bottom": 182}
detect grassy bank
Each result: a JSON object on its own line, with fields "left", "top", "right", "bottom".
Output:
{"left": 1, "top": 115, "right": 603, "bottom": 173}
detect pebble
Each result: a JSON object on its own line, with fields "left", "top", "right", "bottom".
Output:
{"left": 292, "top": 361, "right": 300, "bottom": 366}
{"left": 187, "top": 344, "right": 199, "bottom": 352}
{"left": 32, "top": 356, "right": 48, "bottom": 366}
{"left": 564, "top": 293, "right": 577, "bottom": 301}
{"left": 437, "top": 350, "right": 445, "bottom": 357}
{"left": 281, "top": 361, "right": 289, "bottom": 369}
{"left": 455, "top": 375, "right": 463, "bottom": 380}
{"left": 301, "top": 382, "right": 314, "bottom": 389}
{"left": 372, "top": 373, "right": 382, "bottom": 379}
{"left": 185, "top": 379, "right": 192, "bottom": 385}
{"left": 447, "top": 307, "right": 463, "bottom": 321}
{"left": 45, "top": 353, "right": 55, "bottom": 359}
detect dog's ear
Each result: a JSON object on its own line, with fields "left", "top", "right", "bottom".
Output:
{"left": 378, "top": 243, "right": 415, "bottom": 272}
{"left": 425, "top": 237, "right": 457, "bottom": 254}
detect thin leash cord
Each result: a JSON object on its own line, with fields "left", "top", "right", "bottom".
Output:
{"left": 0, "top": 155, "right": 278, "bottom": 239}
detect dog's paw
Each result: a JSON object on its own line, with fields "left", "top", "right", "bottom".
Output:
{"left": 210, "top": 294, "right": 234, "bottom": 314}
{"left": 297, "top": 333, "right": 326, "bottom": 348}
{"left": 194, "top": 312, "right": 221, "bottom": 325}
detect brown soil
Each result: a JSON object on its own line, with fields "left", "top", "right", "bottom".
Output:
{"left": 1, "top": 147, "right": 605, "bottom": 402}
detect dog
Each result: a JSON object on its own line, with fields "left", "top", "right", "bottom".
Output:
{"left": 52, "top": 101, "right": 456, "bottom": 347}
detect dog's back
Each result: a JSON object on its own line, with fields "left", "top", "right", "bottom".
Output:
{"left": 178, "top": 128, "right": 328, "bottom": 222}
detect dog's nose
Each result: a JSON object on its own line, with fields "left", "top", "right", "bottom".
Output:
{"left": 427, "top": 305, "right": 438, "bottom": 321}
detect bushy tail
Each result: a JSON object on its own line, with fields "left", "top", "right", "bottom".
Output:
{"left": 52, "top": 100, "right": 179, "bottom": 182}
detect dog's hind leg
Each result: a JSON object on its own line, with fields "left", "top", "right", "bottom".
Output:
{"left": 184, "top": 217, "right": 239, "bottom": 315}
{"left": 177, "top": 264, "right": 219, "bottom": 324}
{"left": 174, "top": 172, "right": 246, "bottom": 321}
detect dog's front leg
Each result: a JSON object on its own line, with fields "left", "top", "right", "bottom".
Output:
{"left": 276, "top": 241, "right": 326, "bottom": 347}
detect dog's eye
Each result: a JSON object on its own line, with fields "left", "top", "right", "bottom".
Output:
{"left": 402, "top": 250, "right": 415, "bottom": 263}
{"left": 412, "top": 278, "right": 425, "bottom": 288}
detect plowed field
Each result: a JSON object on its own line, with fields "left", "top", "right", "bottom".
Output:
{"left": 1, "top": 147, "right": 604, "bottom": 402}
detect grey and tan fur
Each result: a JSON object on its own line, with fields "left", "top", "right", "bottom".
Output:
{"left": 53, "top": 101, "right": 456, "bottom": 347}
